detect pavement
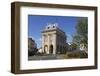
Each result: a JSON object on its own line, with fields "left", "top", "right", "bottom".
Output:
{"left": 28, "top": 54, "right": 67, "bottom": 60}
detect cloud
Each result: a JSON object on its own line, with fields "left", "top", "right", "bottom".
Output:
{"left": 35, "top": 38, "right": 42, "bottom": 48}
{"left": 67, "top": 34, "right": 73, "bottom": 43}
{"left": 38, "top": 38, "right": 42, "bottom": 42}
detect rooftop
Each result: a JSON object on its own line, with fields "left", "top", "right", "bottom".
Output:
{"left": 42, "top": 23, "right": 66, "bottom": 35}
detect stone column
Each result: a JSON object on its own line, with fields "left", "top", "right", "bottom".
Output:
{"left": 47, "top": 35, "right": 50, "bottom": 54}
{"left": 53, "top": 34, "right": 56, "bottom": 54}
{"left": 42, "top": 34, "right": 44, "bottom": 53}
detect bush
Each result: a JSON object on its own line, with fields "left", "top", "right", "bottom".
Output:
{"left": 67, "top": 51, "right": 88, "bottom": 58}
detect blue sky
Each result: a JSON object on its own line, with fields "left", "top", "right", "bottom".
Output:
{"left": 28, "top": 15, "right": 80, "bottom": 48}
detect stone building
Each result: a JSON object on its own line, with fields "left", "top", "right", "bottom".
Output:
{"left": 41, "top": 23, "right": 67, "bottom": 54}
{"left": 28, "top": 38, "right": 37, "bottom": 56}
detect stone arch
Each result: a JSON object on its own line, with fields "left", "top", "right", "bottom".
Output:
{"left": 49, "top": 44, "right": 53, "bottom": 54}
{"left": 44, "top": 45, "right": 48, "bottom": 53}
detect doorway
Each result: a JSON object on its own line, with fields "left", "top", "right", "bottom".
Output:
{"left": 50, "top": 45, "right": 53, "bottom": 54}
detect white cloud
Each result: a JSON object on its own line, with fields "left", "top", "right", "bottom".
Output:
{"left": 38, "top": 38, "right": 42, "bottom": 42}
{"left": 67, "top": 34, "right": 73, "bottom": 43}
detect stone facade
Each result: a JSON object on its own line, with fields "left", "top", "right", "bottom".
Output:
{"left": 28, "top": 38, "right": 37, "bottom": 56}
{"left": 41, "top": 23, "right": 67, "bottom": 54}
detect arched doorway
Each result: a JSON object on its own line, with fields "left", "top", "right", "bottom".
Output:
{"left": 44, "top": 45, "right": 48, "bottom": 54}
{"left": 49, "top": 45, "right": 53, "bottom": 54}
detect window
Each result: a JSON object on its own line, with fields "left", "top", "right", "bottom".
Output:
{"left": 48, "top": 27, "right": 49, "bottom": 29}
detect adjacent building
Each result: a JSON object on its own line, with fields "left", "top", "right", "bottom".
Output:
{"left": 28, "top": 38, "right": 37, "bottom": 56}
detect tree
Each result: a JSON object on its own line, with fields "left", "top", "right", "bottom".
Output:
{"left": 70, "top": 43, "right": 78, "bottom": 51}
{"left": 73, "top": 18, "right": 88, "bottom": 47}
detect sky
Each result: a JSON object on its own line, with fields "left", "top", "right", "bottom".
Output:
{"left": 28, "top": 15, "right": 80, "bottom": 48}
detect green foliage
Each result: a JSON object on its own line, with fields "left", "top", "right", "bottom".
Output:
{"left": 70, "top": 43, "right": 78, "bottom": 50}
{"left": 76, "top": 18, "right": 88, "bottom": 36}
{"left": 73, "top": 18, "right": 88, "bottom": 47}
{"left": 73, "top": 35, "right": 80, "bottom": 45}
